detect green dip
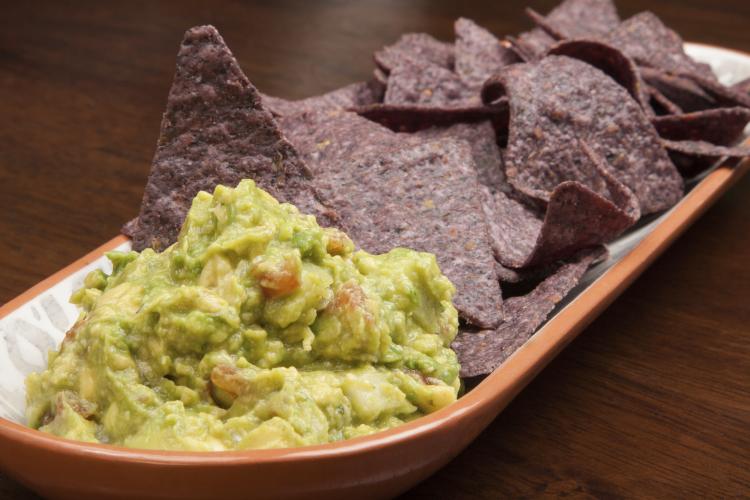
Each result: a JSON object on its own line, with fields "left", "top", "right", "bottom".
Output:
{"left": 25, "top": 180, "right": 460, "bottom": 450}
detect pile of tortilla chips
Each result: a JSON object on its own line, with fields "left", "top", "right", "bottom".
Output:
{"left": 124, "top": 0, "right": 750, "bottom": 378}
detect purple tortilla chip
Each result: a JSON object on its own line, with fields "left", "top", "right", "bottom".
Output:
{"left": 124, "top": 25, "right": 331, "bottom": 251}
{"left": 278, "top": 109, "right": 402, "bottom": 176}
{"left": 409, "top": 121, "right": 506, "bottom": 191}
{"left": 647, "top": 84, "right": 683, "bottom": 116}
{"left": 512, "top": 29, "right": 557, "bottom": 61}
{"left": 652, "top": 108, "right": 750, "bottom": 146}
{"left": 481, "top": 153, "right": 636, "bottom": 269}
{"left": 453, "top": 246, "right": 605, "bottom": 377}
{"left": 663, "top": 139, "right": 750, "bottom": 176}
{"left": 679, "top": 72, "right": 750, "bottom": 110}
{"left": 547, "top": 39, "right": 650, "bottom": 112}
{"left": 525, "top": 8, "right": 566, "bottom": 41}
{"left": 454, "top": 18, "right": 521, "bottom": 89}
{"left": 521, "top": 0, "right": 620, "bottom": 50}
{"left": 604, "top": 12, "right": 716, "bottom": 81}
{"left": 384, "top": 60, "right": 476, "bottom": 107}
{"left": 262, "top": 80, "right": 383, "bottom": 117}
{"left": 539, "top": 0, "right": 620, "bottom": 38}
{"left": 494, "top": 260, "right": 561, "bottom": 286}
{"left": 495, "top": 261, "right": 532, "bottom": 285}
{"left": 351, "top": 101, "right": 509, "bottom": 133}
{"left": 640, "top": 67, "right": 717, "bottom": 113}
{"left": 314, "top": 139, "right": 504, "bottom": 329}
{"left": 374, "top": 33, "right": 454, "bottom": 74}
{"left": 484, "top": 56, "right": 682, "bottom": 214}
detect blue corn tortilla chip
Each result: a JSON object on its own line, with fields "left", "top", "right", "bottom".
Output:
{"left": 123, "top": 25, "right": 332, "bottom": 252}
{"left": 663, "top": 139, "right": 750, "bottom": 177}
{"left": 384, "top": 60, "right": 476, "bottom": 107}
{"left": 279, "top": 111, "right": 504, "bottom": 327}
{"left": 535, "top": 0, "right": 619, "bottom": 38}
{"left": 678, "top": 71, "right": 750, "bottom": 110}
{"left": 653, "top": 108, "right": 750, "bottom": 146}
{"left": 512, "top": 30, "right": 557, "bottom": 61}
{"left": 604, "top": 12, "right": 716, "bottom": 81}
{"left": 453, "top": 246, "right": 606, "bottom": 377}
{"left": 547, "top": 39, "right": 650, "bottom": 112}
{"left": 483, "top": 55, "right": 682, "bottom": 215}
{"left": 261, "top": 80, "right": 383, "bottom": 116}
{"left": 350, "top": 100, "right": 509, "bottom": 133}
{"left": 278, "top": 109, "right": 402, "bottom": 176}
{"left": 374, "top": 33, "right": 454, "bottom": 74}
{"left": 517, "top": 0, "right": 620, "bottom": 59}
{"left": 408, "top": 121, "right": 506, "bottom": 191}
{"left": 646, "top": 84, "right": 683, "bottom": 116}
{"left": 313, "top": 138, "right": 504, "bottom": 329}
{"left": 454, "top": 18, "right": 521, "bottom": 89}
{"left": 481, "top": 144, "right": 637, "bottom": 269}
{"left": 639, "top": 67, "right": 717, "bottom": 113}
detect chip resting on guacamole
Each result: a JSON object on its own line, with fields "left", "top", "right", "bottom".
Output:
{"left": 26, "top": 180, "right": 460, "bottom": 451}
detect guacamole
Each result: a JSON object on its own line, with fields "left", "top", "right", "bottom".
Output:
{"left": 26, "top": 180, "right": 460, "bottom": 450}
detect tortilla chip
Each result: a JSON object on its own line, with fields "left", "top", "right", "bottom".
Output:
{"left": 639, "top": 67, "right": 717, "bottom": 113}
{"left": 679, "top": 72, "right": 750, "bottom": 110}
{"left": 547, "top": 39, "right": 650, "bottom": 111}
{"left": 384, "top": 60, "right": 476, "bottom": 107}
{"left": 482, "top": 164, "right": 636, "bottom": 269}
{"left": 663, "top": 139, "right": 750, "bottom": 173}
{"left": 453, "top": 246, "right": 605, "bottom": 377}
{"left": 261, "top": 80, "right": 383, "bottom": 117}
{"left": 539, "top": 0, "right": 619, "bottom": 38}
{"left": 653, "top": 108, "right": 750, "bottom": 146}
{"left": 124, "top": 25, "right": 330, "bottom": 252}
{"left": 485, "top": 56, "right": 682, "bottom": 214}
{"left": 647, "top": 84, "right": 683, "bottom": 116}
{"left": 314, "top": 139, "right": 504, "bottom": 329}
{"left": 604, "top": 12, "right": 716, "bottom": 81}
{"left": 351, "top": 101, "right": 509, "bottom": 133}
{"left": 409, "top": 121, "right": 506, "bottom": 191}
{"left": 524, "top": 8, "right": 566, "bottom": 41}
{"left": 520, "top": 0, "right": 620, "bottom": 53}
{"left": 454, "top": 18, "right": 521, "bottom": 89}
{"left": 374, "top": 33, "right": 454, "bottom": 74}
{"left": 512, "top": 29, "right": 557, "bottom": 61}
{"left": 278, "top": 109, "right": 402, "bottom": 176}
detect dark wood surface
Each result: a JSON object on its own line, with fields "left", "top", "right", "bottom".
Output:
{"left": 1, "top": 1, "right": 749, "bottom": 498}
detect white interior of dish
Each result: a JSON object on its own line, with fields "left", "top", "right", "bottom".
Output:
{"left": 1, "top": 44, "right": 749, "bottom": 425}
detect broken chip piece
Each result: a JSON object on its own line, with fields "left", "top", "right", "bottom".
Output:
{"left": 453, "top": 247, "right": 606, "bottom": 377}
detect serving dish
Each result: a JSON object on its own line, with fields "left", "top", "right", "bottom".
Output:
{"left": 0, "top": 43, "right": 749, "bottom": 500}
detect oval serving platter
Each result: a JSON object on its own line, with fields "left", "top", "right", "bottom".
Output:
{"left": 0, "top": 43, "right": 749, "bottom": 500}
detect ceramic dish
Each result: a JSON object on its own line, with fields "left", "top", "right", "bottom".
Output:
{"left": 1, "top": 43, "right": 749, "bottom": 500}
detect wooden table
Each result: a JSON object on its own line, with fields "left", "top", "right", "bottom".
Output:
{"left": 1, "top": 1, "right": 748, "bottom": 497}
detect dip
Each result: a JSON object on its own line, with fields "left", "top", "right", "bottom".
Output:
{"left": 25, "top": 180, "right": 460, "bottom": 450}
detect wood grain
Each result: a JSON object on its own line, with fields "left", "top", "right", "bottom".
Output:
{"left": 1, "top": 1, "right": 749, "bottom": 498}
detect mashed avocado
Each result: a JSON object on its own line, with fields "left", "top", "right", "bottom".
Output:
{"left": 26, "top": 180, "right": 460, "bottom": 450}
